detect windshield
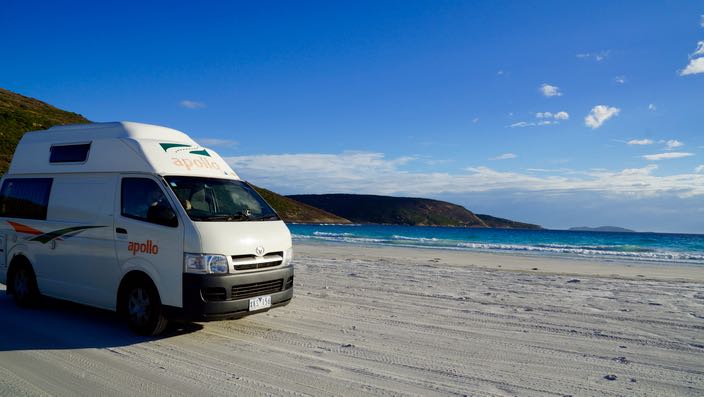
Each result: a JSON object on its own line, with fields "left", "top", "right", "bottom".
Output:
{"left": 165, "top": 176, "right": 279, "bottom": 222}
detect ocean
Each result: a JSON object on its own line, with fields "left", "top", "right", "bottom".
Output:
{"left": 288, "top": 224, "right": 704, "bottom": 265}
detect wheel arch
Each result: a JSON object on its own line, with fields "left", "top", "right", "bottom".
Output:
{"left": 116, "top": 270, "right": 158, "bottom": 316}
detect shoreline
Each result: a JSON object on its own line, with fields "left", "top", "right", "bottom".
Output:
{"left": 294, "top": 240, "right": 704, "bottom": 282}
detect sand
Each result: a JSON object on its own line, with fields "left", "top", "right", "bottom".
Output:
{"left": 1, "top": 242, "right": 702, "bottom": 396}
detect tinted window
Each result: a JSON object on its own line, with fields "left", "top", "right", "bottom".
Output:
{"left": 0, "top": 178, "right": 53, "bottom": 220}
{"left": 50, "top": 143, "right": 91, "bottom": 163}
{"left": 121, "top": 178, "right": 177, "bottom": 227}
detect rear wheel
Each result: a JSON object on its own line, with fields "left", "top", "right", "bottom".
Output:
{"left": 124, "top": 280, "right": 168, "bottom": 336}
{"left": 12, "top": 263, "right": 40, "bottom": 307}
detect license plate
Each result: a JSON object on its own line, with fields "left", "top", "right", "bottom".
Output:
{"left": 249, "top": 295, "right": 272, "bottom": 311}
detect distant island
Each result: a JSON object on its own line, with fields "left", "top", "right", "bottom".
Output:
{"left": 569, "top": 226, "right": 635, "bottom": 233}
{"left": 0, "top": 87, "right": 540, "bottom": 229}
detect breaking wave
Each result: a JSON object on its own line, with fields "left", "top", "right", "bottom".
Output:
{"left": 292, "top": 229, "right": 704, "bottom": 264}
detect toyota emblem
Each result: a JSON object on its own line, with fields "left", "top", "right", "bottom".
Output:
{"left": 255, "top": 246, "right": 265, "bottom": 256}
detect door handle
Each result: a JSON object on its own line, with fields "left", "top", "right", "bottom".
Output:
{"left": 116, "top": 228, "right": 128, "bottom": 234}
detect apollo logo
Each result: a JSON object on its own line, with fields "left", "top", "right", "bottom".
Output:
{"left": 171, "top": 157, "right": 222, "bottom": 171}
{"left": 128, "top": 240, "right": 159, "bottom": 256}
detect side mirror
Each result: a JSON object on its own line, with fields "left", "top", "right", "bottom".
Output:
{"left": 148, "top": 204, "right": 178, "bottom": 227}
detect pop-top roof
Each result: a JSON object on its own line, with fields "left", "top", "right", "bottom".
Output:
{"left": 7, "top": 121, "right": 239, "bottom": 179}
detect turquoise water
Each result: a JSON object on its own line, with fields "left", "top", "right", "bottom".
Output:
{"left": 288, "top": 224, "right": 704, "bottom": 265}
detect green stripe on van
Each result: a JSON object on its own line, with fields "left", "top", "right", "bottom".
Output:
{"left": 30, "top": 226, "right": 105, "bottom": 244}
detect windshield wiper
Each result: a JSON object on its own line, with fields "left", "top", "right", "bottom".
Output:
{"left": 199, "top": 212, "right": 250, "bottom": 221}
{"left": 251, "top": 214, "right": 280, "bottom": 221}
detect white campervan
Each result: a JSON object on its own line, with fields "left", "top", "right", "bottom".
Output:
{"left": 0, "top": 122, "right": 294, "bottom": 335}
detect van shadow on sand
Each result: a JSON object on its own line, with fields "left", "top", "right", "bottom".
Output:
{"left": 0, "top": 289, "right": 202, "bottom": 352}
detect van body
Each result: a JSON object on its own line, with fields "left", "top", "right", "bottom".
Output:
{"left": 0, "top": 122, "right": 293, "bottom": 335}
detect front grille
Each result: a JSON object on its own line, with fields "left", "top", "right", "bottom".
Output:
{"left": 232, "top": 279, "right": 283, "bottom": 300}
{"left": 201, "top": 287, "right": 226, "bottom": 302}
{"left": 231, "top": 251, "right": 284, "bottom": 271}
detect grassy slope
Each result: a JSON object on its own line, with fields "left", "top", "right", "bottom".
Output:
{"left": 0, "top": 88, "right": 90, "bottom": 173}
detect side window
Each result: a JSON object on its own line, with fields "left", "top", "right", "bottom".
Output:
{"left": 121, "top": 178, "right": 177, "bottom": 227}
{"left": 50, "top": 143, "right": 91, "bottom": 163}
{"left": 0, "top": 178, "right": 53, "bottom": 220}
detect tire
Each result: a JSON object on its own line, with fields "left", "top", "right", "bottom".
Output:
{"left": 11, "top": 263, "right": 40, "bottom": 307}
{"left": 123, "top": 280, "right": 168, "bottom": 336}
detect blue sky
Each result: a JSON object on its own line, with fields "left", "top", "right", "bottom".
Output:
{"left": 2, "top": 1, "right": 703, "bottom": 232}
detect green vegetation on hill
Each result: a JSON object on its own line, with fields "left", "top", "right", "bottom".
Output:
{"left": 252, "top": 186, "right": 351, "bottom": 224}
{"left": 476, "top": 214, "right": 542, "bottom": 230}
{"left": 288, "top": 194, "right": 488, "bottom": 227}
{"left": 0, "top": 88, "right": 89, "bottom": 173}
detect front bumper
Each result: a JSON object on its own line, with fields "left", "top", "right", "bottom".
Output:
{"left": 165, "top": 264, "right": 294, "bottom": 321}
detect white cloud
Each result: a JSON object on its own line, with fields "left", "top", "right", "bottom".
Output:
{"left": 518, "top": 111, "right": 568, "bottom": 127}
{"left": 540, "top": 83, "right": 562, "bottom": 97}
{"left": 627, "top": 139, "right": 654, "bottom": 145}
{"left": 643, "top": 152, "right": 694, "bottom": 161}
{"left": 554, "top": 111, "right": 569, "bottom": 120}
{"left": 489, "top": 153, "right": 517, "bottom": 161}
{"left": 584, "top": 105, "right": 620, "bottom": 129}
{"left": 664, "top": 139, "right": 684, "bottom": 150}
{"left": 614, "top": 76, "right": 626, "bottom": 84}
{"left": 225, "top": 152, "right": 704, "bottom": 199}
{"left": 509, "top": 121, "right": 531, "bottom": 128}
{"left": 180, "top": 100, "right": 206, "bottom": 109}
{"left": 693, "top": 41, "right": 704, "bottom": 57}
{"left": 497, "top": 70, "right": 505, "bottom": 76}
{"left": 648, "top": 104, "right": 656, "bottom": 111}
{"left": 678, "top": 19, "right": 704, "bottom": 75}
{"left": 472, "top": 117, "right": 480, "bottom": 123}
{"left": 695, "top": 165, "right": 704, "bottom": 173}
{"left": 509, "top": 120, "right": 555, "bottom": 128}
{"left": 576, "top": 51, "right": 610, "bottom": 62}
{"left": 196, "top": 138, "right": 238, "bottom": 148}
{"left": 679, "top": 39, "right": 704, "bottom": 75}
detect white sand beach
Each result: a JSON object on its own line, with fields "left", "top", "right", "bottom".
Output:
{"left": 1, "top": 242, "right": 702, "bottom": 396}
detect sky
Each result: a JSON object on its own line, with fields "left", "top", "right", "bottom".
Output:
{"left": 1, "top": 1, "right": 703, "bottom": 233}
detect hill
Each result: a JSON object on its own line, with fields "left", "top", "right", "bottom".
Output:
{"left": 0, "top": 88, "right": 90, "bottom": 173}
{"left": 569, "top": 226, "right": 635, "bottom": 233}
{"left": 252, "top": 186, "right": 351, "bottom": 224}
{"left": 288, "top": 193, "right": 491, "bottom": 227}
{"left": 476, "top": 214, "right": 542, "bottom": 230}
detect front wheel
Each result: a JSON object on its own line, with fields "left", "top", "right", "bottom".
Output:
{"left": 124, "top": 281, "right": 168, "bottom": 336}
{"left": 12, "top": 264, "right": 40, "bottom": 307}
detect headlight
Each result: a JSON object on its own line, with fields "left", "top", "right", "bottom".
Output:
{"left": 283, "top": 247, "right": 293, "bottom": 266}
{"left": 184, "top": 253, "right": 229, "bottom": 274}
